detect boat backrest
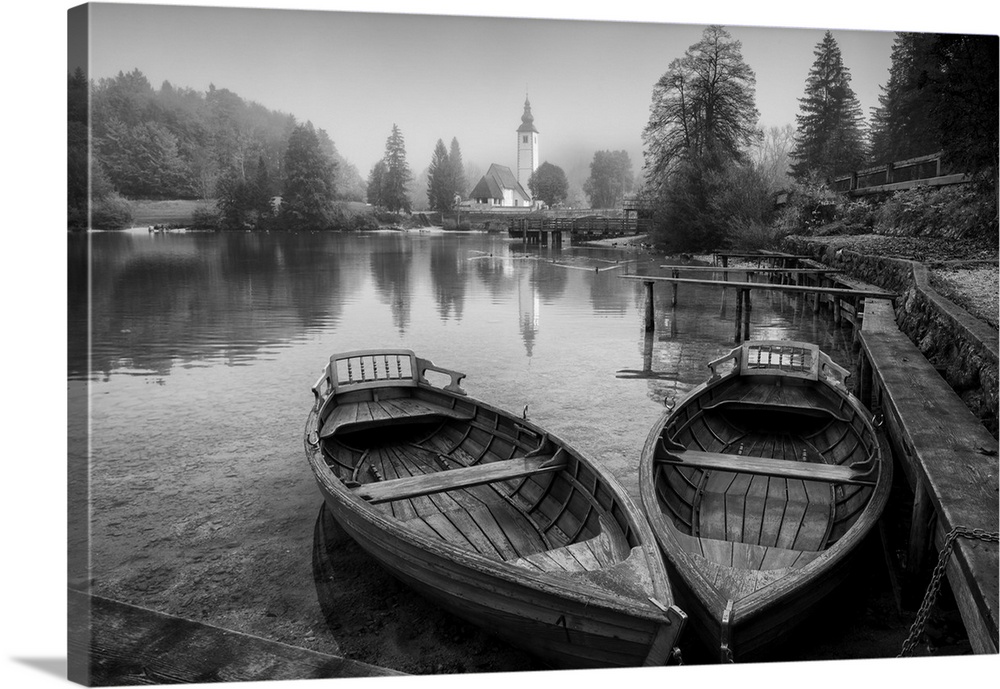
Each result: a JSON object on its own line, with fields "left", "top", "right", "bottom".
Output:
{"left": 707, "top": 340, "right": 850, "bottom": 387}
{"left": 741, "top": 341, "right": 820, "bottom": 379}
{"left": 311, "top": 349, "right": 468, "bottom": 403}
{"left": 327, "top": 349, "right": 420, "bottom": 393}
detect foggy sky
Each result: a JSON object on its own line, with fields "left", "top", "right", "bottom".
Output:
{"left": 76, "top": 1, "right": 931, "bottom": 181}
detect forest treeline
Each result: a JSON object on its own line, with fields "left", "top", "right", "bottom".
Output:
{"left": 68, "top": 68, "right": 368, "bottom": 230}
{"left": 640, "top": 28, "right": 998, "bottom": 251}
{"left": 70, "top": 28, "right": 997, "bottom": 243}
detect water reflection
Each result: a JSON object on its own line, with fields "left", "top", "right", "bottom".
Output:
{"left": 518, "top": 269, "right": 539, "bottom": 357}
{"left": 72, "top": 230, "right": 855, "bottom": 389}
{"left": 370, "top": 234, "right": 413, "bottom": 335}
{"left": 429, "top": 239, "right": 466, "bottom": 322}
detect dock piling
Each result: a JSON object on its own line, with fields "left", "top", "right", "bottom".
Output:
{"left": 644, "top": 281, "right": 655, "bottom": 332}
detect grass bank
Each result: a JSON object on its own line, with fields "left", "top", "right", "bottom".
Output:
{"left": 130, "top": 199, "right": 213, "bottom": 227}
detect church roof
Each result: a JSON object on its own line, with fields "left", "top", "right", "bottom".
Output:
{"left": 470, "top": 163, "right": 531, "bottom": 201}
{"left": 517, "top": 96, "right": 538, "bottom": 133}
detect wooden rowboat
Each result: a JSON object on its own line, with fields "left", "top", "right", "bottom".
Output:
{"left": 304, "top": 349, "right": 686, "bottom": 669}
{"left": 638, "top": 341, "right": 891, "bottom": 662}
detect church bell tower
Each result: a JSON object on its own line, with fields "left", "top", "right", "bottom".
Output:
{"left": 516, "top": 96, "right": 539, "bottom": 196}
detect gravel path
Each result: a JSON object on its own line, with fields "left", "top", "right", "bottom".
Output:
{"left": 790, "top": 233, "right": 998, "bottom": 331}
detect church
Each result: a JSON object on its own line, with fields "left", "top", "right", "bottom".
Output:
{"left": 468, "top": 97, "right": 539, "bottom": 209}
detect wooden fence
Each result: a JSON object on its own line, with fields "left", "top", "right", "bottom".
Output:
{"left": 830, "top": 152, "right": 970, "bottom": 196}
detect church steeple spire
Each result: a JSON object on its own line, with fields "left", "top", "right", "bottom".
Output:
{"left": 517, "top": 95, "right": 538, "bottom": 133}
{"left": 516, "top": 95, "right": 539, "bottom": 196}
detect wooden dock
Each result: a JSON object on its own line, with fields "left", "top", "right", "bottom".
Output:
{"left": 508, "top": 216, "right": 638, "bottom": 245}
{"left": 621, "top": 271, "right": 896, "bottom": 342}
{"left": 857, "top": 300, "right": 999, "bottom": 654}
{"left": 68, "top": 588, "right": 402, "bottom": 685}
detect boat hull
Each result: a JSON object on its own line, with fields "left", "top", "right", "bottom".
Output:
{"left": 305, "top": 349, "right": 685, "bottom": 669}
{"left": 639, "top": 341, "right": 891, "bottom": 662}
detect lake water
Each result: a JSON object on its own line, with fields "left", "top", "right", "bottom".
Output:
{"left": 68, "top": 228, "right": 863, "bottom": 670}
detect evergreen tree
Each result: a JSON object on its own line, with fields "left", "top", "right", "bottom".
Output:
{"left": 281, "top": 122, "right": 336, "bottom": 229}
{"left": 643, "top": 25, "right": 759, "bottom": 185}
{"left": 869, "top": 32, "right": 941, "bottom": 164}
{"left": 790, "top": 31, "right": 868, "bottom": 181}
{"left": 930, "top": 34, "right": 999, "bottom": 184}
{"left": 527, "top": 162, "right": 569, "bottom": 207}
{"left": 583, "top": 150, "right": 634, "bottom": 208}
{"left": 366, "top": 160, "right": 387, "bottom": 208}
{"left": 426, "top": 139, "right": 453, "bottom": 211}
{"left": 381, "top": 124, "right": 412, "bottom": 213}
{"left": 448, "top": 137, "right": 467, "bottom": 200}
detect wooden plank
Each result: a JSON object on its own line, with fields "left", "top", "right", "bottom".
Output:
{"left": 564, "top": 540, "right": 604, "bottom": 570}
{"left": 698, "top": 471, "right": 736, "bottom": 540}
{"left": 795, "top": 480, "right": 834, "bottom": 551}
{"left": 774, "top": 480, "right": 809, "bottom": 550}
{"left": 620, "top": 274, "right": 896, "bottom": 299}
{"left": 71, "top": 590, "right": 402, "bottom": 684}
{"left": 372, "top": 448, "right": 417, "bottom": 521}
{"left": 724, "top": 473, "right": 754, "bottom": 542}
{"left": 356, "top": 455, "right": 567, "bottom": 504}
{"left": 743, "top": 475, "right": 770, "bottom": 546}
{"left": 759, "top": 545, "right": 805, "bottom": 570}
{"left": 759, "top": 477, "right": 788, "bottom": 548}
{"left": 657, "top": 450, "right": 876, "bottom": 485}
{"left": 660, "top": 266, "right": 842, "bottom": 274}
{"left": 700, "top": 538, "right": 735, "bottom": 567}
{"left": 489, "top": 503, "right": 549, "bottom": 559}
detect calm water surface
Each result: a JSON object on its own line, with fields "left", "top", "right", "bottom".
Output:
{"left": 69, "top": 229, "right": 857, "bottom": 663}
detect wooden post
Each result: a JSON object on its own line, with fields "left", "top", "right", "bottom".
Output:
{"left": 743, "top": 289, "right": 752, "bottom": 341}
{"left": 852, "top": 296, "right": 863, "bottom": 351}
{"left": 833, "top": 296, "right": 841, "bottom": 324}
{"left": 644, "top": 281, "right": 655, "bottom": 333}
{"left": 907, "top": 481, "right": 933, "bottom": 588}
{"left": 734, "top": 289, "right": 744, "bottom": 343}
{"left": 671, "top": 268, "right": 679, "bottom": 306}
{"left": 859, "top": 352, "right": 872, "bottom": 409}
{"left": 814, "top": 273, "right": 824, "bottom": 313}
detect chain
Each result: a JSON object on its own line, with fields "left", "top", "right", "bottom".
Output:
{"left": 669, "top": 646, "right": 684, "bottom": 665}
{"left": 898, "top": 525, "right": 1000, "bottom": 657}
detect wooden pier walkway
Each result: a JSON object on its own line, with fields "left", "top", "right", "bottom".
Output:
{"left": 621, "top": 268, "right": 896, "bottom": 343}
{"left": 857, "top": 300, "right": 999, "bottom": 654}
{"left": 508, "top": 216, "right": 638, "bottom": 246}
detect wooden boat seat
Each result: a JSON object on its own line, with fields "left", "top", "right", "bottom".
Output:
{"left": 353, "top": 455, "right": 567, "bottom": 504}
{"left": 657, "top": 450, "right": 875, "bottom": 485}
{"left": 701, "top": 380, "right": 850, "bottom": 421}
{"left": 320, "top": 397, "right": 474, "bottom": 438}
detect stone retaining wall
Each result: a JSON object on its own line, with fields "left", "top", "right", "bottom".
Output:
{"left": 784, "top": 236, "right": 999, "bottom": 438}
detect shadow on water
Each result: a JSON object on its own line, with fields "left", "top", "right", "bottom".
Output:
{"left": 310, "top": 502, "right": 542, "bottom": 675}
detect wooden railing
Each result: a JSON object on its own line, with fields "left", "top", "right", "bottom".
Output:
{"left": 830, "top": 152, "right": 970, "bottom": 195}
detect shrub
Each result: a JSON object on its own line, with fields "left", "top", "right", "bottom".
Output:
{"left": 874, "top": 186, "right": 997, "bottom": 240}
{"left": 90, "top": 192, "right": 133, "bottom": 230}
{"left": 190, "top": 206, "right": 221, "bottom": 230}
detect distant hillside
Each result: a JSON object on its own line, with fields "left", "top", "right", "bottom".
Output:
{"left": 68, "top": 68, "right": 366, "bottom": 207}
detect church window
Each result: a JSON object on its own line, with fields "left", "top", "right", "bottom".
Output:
{"left": 522, "top": 135, "right": 528, "bottom": 143}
